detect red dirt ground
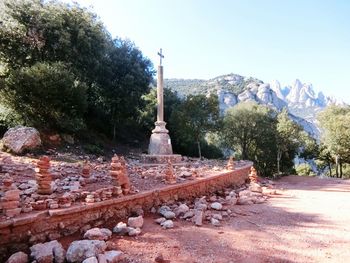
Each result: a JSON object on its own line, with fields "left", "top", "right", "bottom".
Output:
{"left": 105, "top": 176, "right": 350, "bottom": 263}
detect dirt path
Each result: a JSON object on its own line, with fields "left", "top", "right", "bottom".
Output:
{"left": 113, "top": 176, "right": 350, "bottom": 263}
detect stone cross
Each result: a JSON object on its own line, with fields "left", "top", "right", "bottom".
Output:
{"left": 157, "top": 48, "right": 164, "bottom": 66}
{"left": 157, "top": 49, "right": 164, "bottom": 122}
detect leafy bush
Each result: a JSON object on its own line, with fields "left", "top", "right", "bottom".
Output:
{"left": 2, "top": 62, "right": 87, "bottom": 132}
{"left": 295, "top": 163, "right": 315, "bottom": 176}
{"left": 82, "top": 143, "right": 104, "bottom": 155}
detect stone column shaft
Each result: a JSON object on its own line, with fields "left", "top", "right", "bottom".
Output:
{"left": 157, "top": 65, "right": 164, "bottom": 122}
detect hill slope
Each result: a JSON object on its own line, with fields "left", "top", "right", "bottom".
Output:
{"left": 165, "top": 73, "right": 342, "bottom": 137}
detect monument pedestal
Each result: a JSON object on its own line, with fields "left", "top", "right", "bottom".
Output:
{"left": 142, "top": 121, "right": 182, "bottom": 164}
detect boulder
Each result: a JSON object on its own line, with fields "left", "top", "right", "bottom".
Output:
{"left": 155, "top": 217, "right": 166, "bottom": 224}
{"left": 211, "top": 218, "right": 221, "bottom": 226}
{"left": 112, "top": 222, "right": 129, "bottom": 236}
{"left": 6, "top": 251, "right": 28, "bottom": 263}
{"left": 174, "top": 204, "right": 189, "bottom": 217}
{"left": 104, "top": 251, "right": 124, "bottom": 263}
{"left": 158, "top": 205, "right": 171, "bottom": 216}
{"left": 127, "top": 215, "right": 144, "bottom": 228}
{"left": 2, "top": 126, "right": 41, "bottom": 154}
{"left": 212, "top": 214, "right": 223, "bottom": 220}
{"left": 226, "top": 196, "right": 238, "bottom": 205}
{"left": 249, "top": 182, "right": 263, "bottom": 193}
{"left": 127, "top": 227, "right": 141, "bottom": 236}
{"left": 30, "top": 240, "right": 65, "bottom": 263}
{"left": 193, "top": 210, "right": 204, "bottom": 226}
{"left": 160, "top": 220, "right": 174, "bottom": 229}
{"left": 237, "top": 196, "right": 254, "bottom": 205}
{"left": 162, "top": 211, "right": 176, "bottom": 219}
{"left": 210, "top": 202, "right": 223, "bottom": 210}
{"left": 82, "top": 257, "right": 98, "bottom": 263}
{"left": 97, "top": 254, "right": 107, "bottom": 263}
{"left": 181, "top": 210, "right": 195, "bottom": 219}
{"left": 84, "top": 228, "right": 112, "bottom": 241}
{"left": 66, "top": 240, "right": 106, "bottom": 263}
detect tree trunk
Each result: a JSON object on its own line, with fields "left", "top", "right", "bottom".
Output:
{"left": 328, "top": 162, "right": 332, "bottom": 177}
{"left": 340, "top": 160, "right": 343, "bottom": 178}
{"left": 197, "top": 140, "right": 202, "bottom": 160}
{"left": 113, "top": 122, "right": 117, "bottom": 142}
{"left": 335, "top": 155, "right": 339, "bottom": 178}
{"left": 277, "top": 149, "right": 282, "bottom": 174}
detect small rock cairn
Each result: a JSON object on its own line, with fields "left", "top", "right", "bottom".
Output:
{"left": 249, "top": 166, "right": 259, "bottom": 183}
{"left": 164, "top": 159, "right": 176, "bottom": 184}
{"left": 110, "top": 155, "right": 131, "bottom": 195}
{"left": 226, "top": 156, "right": 235, "bottom": 170}
{"left": 1, "top": 176, "right": 21, "bottom": 217}
{"left": 81, "top": 161, "right": 91, "bottom": 178}
{"left": 36, "top": 156, "right": 53, "bottom": 195}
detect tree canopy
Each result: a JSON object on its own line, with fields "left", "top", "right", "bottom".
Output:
{"left": 0, "top": 0, "right": 154, "bottom": 138}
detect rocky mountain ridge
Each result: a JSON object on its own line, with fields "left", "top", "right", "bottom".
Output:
{"left": 165, "top": 73, "right": 343, "bottom": 138}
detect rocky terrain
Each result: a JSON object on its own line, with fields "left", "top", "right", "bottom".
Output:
{"left": 165, "top": 74, "right": 344, "bottom": 137}
{"left": 4, "top": 168, "right": 276, "bottom": 263}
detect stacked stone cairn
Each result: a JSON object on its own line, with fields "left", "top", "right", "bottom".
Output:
{"left": 164, "top": 159, "right": 176, "bottom": 184}
{"left": 1, "top": 175, "right": 21, "bottom": 217}
{"left": 110, "top": 155, "right": 131, "bottom": 195}
{"left": 249, "top": 166, "right": 259, "bottom": 183}
{"left": 226, "top": 156, "right": 235, "bottom": 170}
{"left": 35, "top": 156, "right": 53, "bottom": 195}
{"left": 81, "top": 161, "right": 91, "bottom": 178}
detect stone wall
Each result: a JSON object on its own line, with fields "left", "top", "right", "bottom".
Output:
{"left": 0, "top": 163, "right": 251, "bottom": 258}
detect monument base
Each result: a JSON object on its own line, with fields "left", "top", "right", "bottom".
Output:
{"left": 141, "top": 154, "right": 183, "bottom": 165}
{"left": 148, "top": 121, "right": 173, "bottom": 155}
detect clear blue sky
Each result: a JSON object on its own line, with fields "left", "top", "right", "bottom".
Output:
{"left": 71, "top": 0, "right": 349, "bottom": 102}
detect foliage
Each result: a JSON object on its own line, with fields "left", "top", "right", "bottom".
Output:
{"left": 139, "top": 87, "right": 182, "bottom": 131}
{"left": 276, "top": 108, "right": 303, "bottom": 173}
{"left": 318, "top": 105, "right": 350, "bottom": 178}
{"left": 94, "top": 38, "right": 154, "bottom": 139}
{"left": 221, "top": 102, "right": 314, "bottom": 177}
{"left": 2, "top": 62, "right": 87, "bottom": 132}
{"left": 165, "top": 74, "right": 264, "bottom": 97}
{"left": 295, "top": 163, "right": 314, "bottom": 176}
{"left": 221, "top": 102, "right": 277, "bottom": 176}
{"left": 0, "top": 0, "right": 154, "bottom": 139}
{"left": 170, "top": 94, "right": 221, "bottom": 158}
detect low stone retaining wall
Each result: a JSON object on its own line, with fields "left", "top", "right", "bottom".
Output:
{"left": 0, "top": 162, "right": 252, "bottom": 258}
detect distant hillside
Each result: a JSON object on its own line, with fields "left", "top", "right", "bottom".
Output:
{"left": 165, "top": 73, "right": 343, "bottom": 138}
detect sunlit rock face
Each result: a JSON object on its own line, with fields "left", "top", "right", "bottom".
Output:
{"left": 166, "top": 74, "right": 346, "bottom": 139}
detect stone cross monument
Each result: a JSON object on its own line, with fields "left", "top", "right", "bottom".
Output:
{"left": 148, "top": 48, "right": 173, "bottom": 155}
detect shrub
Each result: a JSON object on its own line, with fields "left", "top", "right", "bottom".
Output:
{"left": 2, "top": 62, "right": 87, "bottom": 132}
{"left": 295, "top": 163, "right": 315, "bottom": 176}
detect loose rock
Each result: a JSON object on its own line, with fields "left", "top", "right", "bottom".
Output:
{"left": 104, "top": 250, "right": 124, "bottom": 263}
{"left": 6, "top": 251, "right": 28, "bottom": 263}
{"left": 112, "top": 222, "right": 129, "bottom": 236}
{"left": 84, "top": 228, "right": 112, "bottom": 241}
{"left": 160, "top": 220, "right": 174, "bottom": 229}
{"left": 210, "top": 202, "right": 223, "bottom": 210}
{"left": 66, "top": 240, "right": 106, "bottom": 263}
{"left": 30, "top": 240, "right": 65, "bottom": 263}
{"left": 128, "top": 215, "right": 144, "bottom": 228}
{"left": 82, "top": 257, "right": 98, "bottom": 263}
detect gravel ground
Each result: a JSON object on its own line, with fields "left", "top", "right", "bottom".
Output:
{"left": 108, "top": 176, "right": 350, "bottom": 263}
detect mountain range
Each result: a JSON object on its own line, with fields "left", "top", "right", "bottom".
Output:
{"left": 165, "top": 74, "right": 343, "bottom": 138}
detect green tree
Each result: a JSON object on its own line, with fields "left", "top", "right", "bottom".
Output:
{"left": 170, "top": 94, "right": 221, "bottom": 158}
{"left": 0, "top": 0, "right": 154, "bottom": 138}
{"left": 222, "top": 102, "right": 278, "bottom": 176}
{"left": 1, "top": 62, "right": 87, "bottom": 132}
{"left": 318, "top": 105, "right": 350, "bottom": 178}
{"left": 138, "top": 87, "right": 181, "bottom": 132}
{"left": 95, "top": 38, "right": 154, "bottom": 140}
{"left": 276, "top": 108, "right": 303, "bottom": 174}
